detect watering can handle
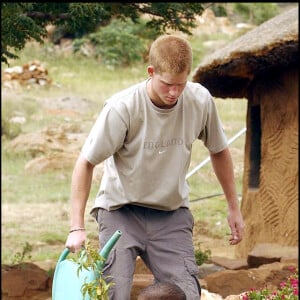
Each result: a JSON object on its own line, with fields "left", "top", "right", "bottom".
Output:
{"left": 57, "top": 230, "right": 122, "bottom": 264}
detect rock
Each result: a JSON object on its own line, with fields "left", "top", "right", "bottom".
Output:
{"left": 204, "top": 261, "right": 298, "bottom": 298}
{"left": 224, "top": 295, "right": 241, "bottom": 300}
{"left": 204, "top": 268, "right": 261, "bottom": 298}
{"left": 24, "top": 152, "right": 79, "bottom": 173}
{"left": 9, "top": 123, "right": 86, "bottom": 157}
{"left": 2, "top": 60, "right": 52, "bottom": 87}
{"left": 198, "top": 263, "right": 225, "bottom": 278}
{"left": 201, "top": 288, "right": 223, "bottom": 300}
{"left": 209, "top": 256, "right": 248, "bottom": 270}
{"left": 247, "top": 243, "right": 298, "bottom": 268}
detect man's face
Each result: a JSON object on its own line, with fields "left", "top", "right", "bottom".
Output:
{"left": 147, "top": 66, "right": 188, "bottom": 108}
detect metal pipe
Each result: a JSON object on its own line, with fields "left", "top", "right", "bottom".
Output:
{"left": 185, "top": 127, "right": 246, "bottom": 180}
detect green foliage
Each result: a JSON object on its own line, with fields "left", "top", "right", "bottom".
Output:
{"left": 1, "top": 94, "right": 39, "bottom": 139}
{"left": 47, "top": 267, "right": 56, "bottom": 277}
{"left": 1, "top": 2, "right": 204, "bottom": 65}
{"left": 210, "top": 4, "right": 228, "bottom": 17}
{"left": 233, "top": 3, "right": 279, "bottom": 25}
{"left": 12, "top": 242, "right": 33, "bottom": 265}
{"left": 1, "top": 117, "right": 22, "bottom": 139}
{"left": 70, "top": 240, "right": 114, "bottom": 300}
{"left": 137, "top": 3, "right": 203, "bottom": 34}
{"left": 73, "top": 18, "right": 155, "bottom": 67}
{"left": 1, "top": 3, "right": 47, "bottom": 64}
{"left": 194, "top": 243, "right": 211, "bottom": 266}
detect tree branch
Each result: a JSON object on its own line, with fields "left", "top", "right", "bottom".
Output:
{"left": 24, "top": 12, "right": 70, "bottom": 21}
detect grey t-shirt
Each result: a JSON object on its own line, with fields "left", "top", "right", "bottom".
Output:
{"left": 82, "top": 79, "right": 228, "bottom": 212}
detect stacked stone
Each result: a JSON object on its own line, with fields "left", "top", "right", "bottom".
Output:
{"left": 2, "top": 60, "right": 52, "bottom": 86}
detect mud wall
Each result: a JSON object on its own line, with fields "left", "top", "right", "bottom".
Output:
{"left": 236, "top": 67, "right": 298, "bottom": 257}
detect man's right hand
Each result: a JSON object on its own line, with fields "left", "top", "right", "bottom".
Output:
{"left": 65, "top": 230, "right": 87, "bottom": 252}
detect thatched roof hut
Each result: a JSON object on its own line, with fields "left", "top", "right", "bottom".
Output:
{"left": 192, "top": 7, "right": 298, "bottom": 99}
{"left": 192, "top": 7, "right": 299, "bottom": 258}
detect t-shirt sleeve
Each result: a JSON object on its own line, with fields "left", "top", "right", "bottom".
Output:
{"left": 81, "top": 103, "right": 128, "bottom": 165}
{"left": 198, "top": 97, "right": 228, "bottom": 153}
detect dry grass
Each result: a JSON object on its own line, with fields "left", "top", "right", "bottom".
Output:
{"left": 2, "top": 202, "right": 98, "bottom": 266}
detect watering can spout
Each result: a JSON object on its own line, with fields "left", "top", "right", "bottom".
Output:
{"left": 98, "top": 229, "right": 122, "bottom": 269}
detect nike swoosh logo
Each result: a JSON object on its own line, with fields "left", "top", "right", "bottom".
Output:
{"left": 158, "top": 150, "right": 166, "bottom": 154}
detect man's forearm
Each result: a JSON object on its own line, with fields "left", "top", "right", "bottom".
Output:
{"left": 210, "top": 148, "right": 239, "bottom": 209}
{"left": 210, "top": 147, "right": 245, "bottom": 244}
{"left": 70, "top": 154, "right": 95, "bottom": 229}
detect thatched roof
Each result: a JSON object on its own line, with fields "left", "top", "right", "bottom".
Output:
{"left": 192, "top": 7, "right": 299, "bottom": 98}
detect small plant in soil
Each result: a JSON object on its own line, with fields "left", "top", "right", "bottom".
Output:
{"left": 12, "top": 241, "right": 33, "bottom": 267}
{"left": 194, "top": 242, "right": 211, "bottom": 266}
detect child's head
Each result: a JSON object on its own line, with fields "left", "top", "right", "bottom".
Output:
{"left": 137, "top": 281, "right": 186, "bottom": 300}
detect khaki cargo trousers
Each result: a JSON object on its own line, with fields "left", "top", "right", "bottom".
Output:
{"left": 96, "top": 205, "right": 201, "bottom": 300}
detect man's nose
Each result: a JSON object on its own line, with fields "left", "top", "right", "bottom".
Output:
{"left": 169, "top": 85, "right": 179, "bottom": 96}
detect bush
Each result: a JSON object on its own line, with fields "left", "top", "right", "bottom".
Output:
{"left": 73, "top": 18, "right": 158, "bottom": 68}
{"left": 1, "top": 117, "right": 22, "bottom": 139}
{"left": 194, "top": 243, "right": 211, "bottom": 266}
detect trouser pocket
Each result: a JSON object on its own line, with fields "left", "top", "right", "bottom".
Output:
{"left": 183, "top": 255, "right": 201, "bottom": 299}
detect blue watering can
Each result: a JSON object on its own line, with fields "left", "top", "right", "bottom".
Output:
{"left": 52, "top": 230, "right": 122, "bottom": 300}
